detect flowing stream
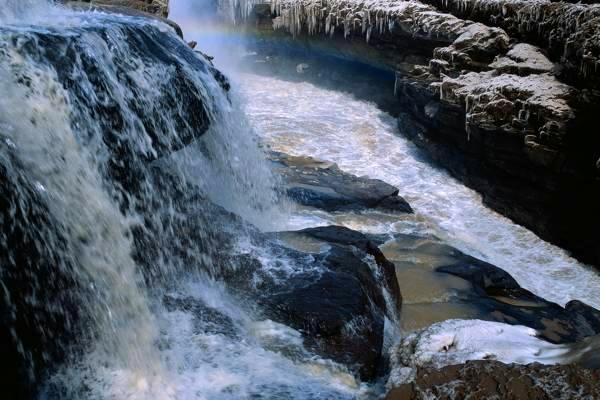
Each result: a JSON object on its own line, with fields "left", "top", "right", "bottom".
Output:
{"left": 239, "top": 73, "right": 600, "bottom": 309}
{"left": 170, "top": 0, "right": 600, "bottom": 310}
{"left": 0, "top": 0, "right": 599, "bottom": 399}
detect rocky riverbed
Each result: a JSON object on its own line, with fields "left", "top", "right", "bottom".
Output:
{"left": 3, "top": 1, "right": 598, "bottom": 399}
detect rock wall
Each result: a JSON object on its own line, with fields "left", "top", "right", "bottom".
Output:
{"left": 245, "top": 0, "right": 600, "bottom": 268}
{"left": 419, "top": 0, "right": 600, "bottom": 89}
{"left": 63, "top": 0, "right": 170, "bottom": 17}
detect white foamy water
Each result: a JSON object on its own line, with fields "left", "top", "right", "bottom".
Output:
{"left": 387, "top": 318, "right": 579, "bottom": 387}
{"left": 50, "top": 277, "right": 366, "bottom": 400}
{"left": 238, "top": 73, "right": 600, "bottom": 309}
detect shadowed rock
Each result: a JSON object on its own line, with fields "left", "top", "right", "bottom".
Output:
{"left": 436, "top": 251, "right": 600, "bottom": 343}
{"left": 271, "top": 151, "right": 413, "bottom": 213}
{"left": 218, "top": 225, "right": 404, "bottom": 381}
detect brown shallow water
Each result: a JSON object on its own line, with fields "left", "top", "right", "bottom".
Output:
{"left": 380, "top": 236, "right": 483, "bottom": 331}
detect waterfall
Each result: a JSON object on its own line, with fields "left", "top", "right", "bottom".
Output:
{"left": 0, "top": 1, "right": 283, "bottom": 397}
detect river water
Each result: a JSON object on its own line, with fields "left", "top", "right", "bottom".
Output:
{"left": 0, "top": 1, "right": 598, "bottom": 399}
{"left": 170, "top": 0, "right": 600, "bottom": 310}
{"left": 239, "top": 72, "right": 600, "bottom": 309}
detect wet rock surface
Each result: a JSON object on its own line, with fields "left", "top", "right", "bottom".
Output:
{"left": 380, "top": 231, "right": 600, "bottom": 343}
{"left": 430, "top": 240, "right": 600, "bottom": 343}
{"left": 386, "top": 360, "right": 600, "bottom": 400}
{"left": 270, "top": 151, "right": 413, "bottom": 213}
{"left": 163, "top": 295, "right": 239, "bottom": 338}
{"left": 0, "top": 9, "right": 227, "bottom": 398}
{"left": 0, "top": 154, "right": 81, "bottom": 400}
{"left": 0, "top": 19, "right": 226, "bottom": 192}
{"left": 255, "top": 225, "right": 402, "bottom": 380}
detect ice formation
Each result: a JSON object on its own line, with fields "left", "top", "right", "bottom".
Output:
{"left": 232, "top": 0, "right": 598, "bottom": 82}
{"left": 270, "top": 0, "right": 474, "bottom": 42}
{"left": 429, "top": 0, "right": 600, "bottom": 79}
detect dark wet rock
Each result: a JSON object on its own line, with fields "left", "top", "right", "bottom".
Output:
{"left": 267, "top": 269, "right": 385, "bottom": 380}
{"left": 386, "top": 360, "right": 600, "bottom": 400}
{"left": 270, "top": 152, "right": 412, "bottom": 213}
{"left": 377, "top": 231, "right": 600, "bottom": 344}
{"left": 170, "top": 221, "right": 402, "bottom": 381}
{"left": 233, "top": 225, "right": 405, "bottom": 380}
{"left": 1, "top": 15, "right": 227, "bottom": 194}
{"left": 295, "top": 225, "right": 402, "bottom": 308}
{"left": 163, "top": 295, "right": 239, "bottom": 338}
{"left": 131, "top": 163, "right": 258, "bottom": 285}
{"left": 436, "top": 255, "right": 520, "bottom": 293}
{"left": 566, "top": 300, "right": 600, "bottom": 338}
{"left": 436, "top": 250, "right": 600, "bottom": 343}
{"left": 0, "top": 156, "right": 81, "bottom": 400}
{"left": 0, "top": 15, "right": 229, "bottom": 398}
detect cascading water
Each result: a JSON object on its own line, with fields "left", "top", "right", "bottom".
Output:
{"left": 0, "top": 0, "right": 271, "bottom": 395}
{"left": 1, "top": 2, "right": 381, "bottom": 399}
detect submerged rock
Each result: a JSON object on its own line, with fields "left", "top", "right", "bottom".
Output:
{"left": 163, "top": 295, "right": 239, "bottom": 338}
{"left": 437, "top": 254, "right": 600, "bottom": 343}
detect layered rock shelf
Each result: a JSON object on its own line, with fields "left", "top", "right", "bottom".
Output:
{"left": 242, "top": 0, "right": 600, "bottom": 268}
{"left": 68, "top": 0, "right": 170, "bottom": 17}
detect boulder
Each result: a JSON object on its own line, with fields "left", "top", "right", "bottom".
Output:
{"left": 0, "top": 17, "right": 227, "bottom": 194}
{"left": 294, "top": 225, "right": 402, "bottom": 308}
{"left": 221, "top": 225, "right": 404, "bottom": 380}
{"left": 386, "top": 360, "right": 600, "bottom": 400}
{"left": 266, "top": 269, "right": 385, "bottom": 379}
{"left": 270, "top": 152, "right": 413, "bottom": 213}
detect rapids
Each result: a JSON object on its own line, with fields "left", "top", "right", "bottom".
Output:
{"left": 238, "top": 72, "right": 600, "bottom": 309}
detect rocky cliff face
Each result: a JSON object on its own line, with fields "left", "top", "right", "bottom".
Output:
{"left": 67, "top": 0, "right": 170, "bottom": 17}
{"left": 245, "top": 0, "right": 600, "bottom": 268}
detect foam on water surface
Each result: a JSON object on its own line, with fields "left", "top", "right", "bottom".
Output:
{"left": 388, "top": 318, "right": 579, "bottom": 387}
{"left": 48, "top": 278, "right": 366, "bottom": 400}
{"left": 238, "top": 73, "right": 600, "bottom": 309}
